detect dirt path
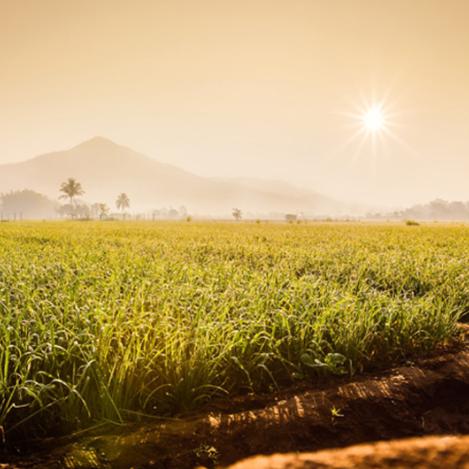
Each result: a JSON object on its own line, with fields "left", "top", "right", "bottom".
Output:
{"left": 227, "top": 435, "right": 469, "bottom": 469}
{"left": 1, "top": 330, "right": 468, "bottom": 468}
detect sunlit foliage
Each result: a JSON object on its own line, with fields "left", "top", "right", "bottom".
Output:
{"left": 0, "top": 222, "right": 467, "bottom": 440}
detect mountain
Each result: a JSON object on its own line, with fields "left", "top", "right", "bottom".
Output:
{"left": 0, "top": 137, "right": 340, "bottom": 215}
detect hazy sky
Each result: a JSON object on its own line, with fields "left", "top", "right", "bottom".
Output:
{"left": 2, "top": 0, "right": 469, "bottom": 206}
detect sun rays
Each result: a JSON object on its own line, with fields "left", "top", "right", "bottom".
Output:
{"left": 336, "top": 91, "right": 415, "bottom": 168}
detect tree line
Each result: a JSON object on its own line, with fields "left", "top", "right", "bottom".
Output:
{"left": 368, "top": 199, "right": 469, "bottom": 221}
{"left": 59, "top": 177, "right": 130, "bottom": 219}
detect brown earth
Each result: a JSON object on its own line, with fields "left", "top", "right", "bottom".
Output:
{"left": 227, "top": 435, "right": 469, "bottom": 469}
{"left": 1, "top": 327, "right": 468, "bottom": 469}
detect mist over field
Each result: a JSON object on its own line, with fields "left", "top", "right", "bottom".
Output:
{"left": 1, "top": 135, "right": 469, "bottom": 221}
{"left": 2, "top": 1, "right": 469, "bottom": 215}
{"left": 0, "top": 136, "right": 343, "bottom": 218}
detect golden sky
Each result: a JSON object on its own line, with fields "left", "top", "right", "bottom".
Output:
{"left": 2, "top": 0, "right": 469, "bottom": 206}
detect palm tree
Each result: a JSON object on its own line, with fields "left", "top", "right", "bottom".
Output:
{"left": 116, "top": 193, "right": 130, "bottom": 219}
{"left": 59, "top": 178, "right": 84, "bottom": 218}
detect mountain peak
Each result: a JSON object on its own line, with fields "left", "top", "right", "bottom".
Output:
{"left": 73, "top": 136, "right": 120, "bottom": 150}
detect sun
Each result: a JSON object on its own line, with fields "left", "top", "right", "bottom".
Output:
{"left": 341, "top": 97, "right": 393, "bottom": 142}
{"left": 338, "top": 94, "right": 408, "bottom": 161}
{"left": 362, "top": 106, "right": 385, "bottom": 132}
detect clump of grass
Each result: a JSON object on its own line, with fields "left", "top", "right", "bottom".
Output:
{"left": 0, "top": 221, "right": 466, "bottom": 442}
{"left": 405, "top": 219, "right": 420, "bottom": 226}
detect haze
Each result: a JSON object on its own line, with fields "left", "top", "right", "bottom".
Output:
{"left": 2, "top": 0, "right": 469, "bottom": 208}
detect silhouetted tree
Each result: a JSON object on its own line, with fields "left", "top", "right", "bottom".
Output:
{"left": 59, "top": 178, "right": 84, "bottom": 218}
{"left": 97, "top": 203, "right": 110, "bottom": 220}
{"left": 232, "top": 208, "right": 242, "bottom": 221}
{"left": 116, "top": 193, "right": 130, "bottom": 218}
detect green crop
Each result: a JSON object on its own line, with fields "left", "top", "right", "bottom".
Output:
{"left": 0, "top": 221, "right": 467, "bottom": 441}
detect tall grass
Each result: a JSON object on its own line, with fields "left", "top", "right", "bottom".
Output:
{"left": 0, "top": 222, "right": 467, "bottom": 441}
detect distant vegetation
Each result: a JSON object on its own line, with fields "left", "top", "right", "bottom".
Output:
{"left": 59, "top": 177, "right": 84, "bottom": 219}
{"left": 0, "top": 222, "right": 465, "bottom": 441}
{"left": 285, "top": 213, "right": 298, "bottom": 222}
{"left": 232, "top": 208, "right": 242, "bottom": 220}
{"left": 116, "top": 192, "right": 130, "bottom": 218}
{"left": 2, "top": 177, "right": 469, "bottom": 223}
{"left": 55, "top": 178, "right": 188, "bottom": 221}
{"left": 0, "top": 190, "right": 57, "bottom": 220}
{"left": 97, "top": 202, "right": 110, "bottom": 220}
{"left": 371, "top": 199, "right": 469, "bottom": 221}
{"left": 405, "top": 220, "right": 420, "bottom": 226}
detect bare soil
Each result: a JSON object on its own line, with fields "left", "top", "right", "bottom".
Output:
{"left": 227, "top": 435, "right": 469, "bottom": 469}
{"left": 1, "top": 327, "right": 468, "bottom": 469}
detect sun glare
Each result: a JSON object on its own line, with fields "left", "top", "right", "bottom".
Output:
{"left": 338, "top": 94, "right": 411, "bottom": 162}
{"left": 362, "top": 106, "right": 385, "bottom": 132}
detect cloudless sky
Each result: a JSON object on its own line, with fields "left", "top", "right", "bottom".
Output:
{"left": 2, "top": 0, "right": 469, "bottom": 206}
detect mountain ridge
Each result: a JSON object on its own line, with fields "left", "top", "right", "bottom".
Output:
{"left": 0, "top": 137, "right": 341, "bottom": 215}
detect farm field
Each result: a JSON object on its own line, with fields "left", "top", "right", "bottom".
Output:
{"left": 0, "top": 221, "right": 468, "bottom": 446}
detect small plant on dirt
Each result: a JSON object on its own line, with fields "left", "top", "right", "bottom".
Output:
{"left": 330, "top": 406, "right": 344, "bottom": 419}
{"left": 301, "top": 352, "right": 349, "bottom": 375}
{"left": 194, "top": 443, "right": 219, "bottom": 467}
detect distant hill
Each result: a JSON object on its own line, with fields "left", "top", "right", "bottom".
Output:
{"left": 0, "top": 137, "right": 340, "bottom": 215}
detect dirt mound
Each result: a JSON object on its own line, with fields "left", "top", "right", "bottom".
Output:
{"left": 227, "top": 435, "right": 469, "bottom": 469}
{"left": 2, "top": 330, "right": 469, "bottom": 468}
